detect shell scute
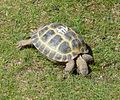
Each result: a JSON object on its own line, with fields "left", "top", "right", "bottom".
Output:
{"left": 54, "top": 53, "right": 62, "bottom": 61}
{"left": 38, "top": 44, "right": 45, "bottom": 52}
{"left": 42, "top": 30, "right": 55, "bottom": 42}
{"left": 49, "top": 35, "right": 62, "bottom": 47}
{"left": 31, "top": 23, "right": 87, "bottom": 62}
{"left": 50, "top": 23, "right": 62, "bottom": 28}
{"left": 32, "top": 37, "right": 39, "bottom": 44}
{"left": 48, "top": 51, "right": 56, "bottom": 59}
{"left": 72, "top": 39, "right": 80, "bottom": 49}
{"left": 59, "top": 42, "right": 71, "bottom": 54}
{"left": 38, "top": 26, "right": 48, "bottom": 36}
{"left": 43, "top": 47, "right": 50, "bottom": 55}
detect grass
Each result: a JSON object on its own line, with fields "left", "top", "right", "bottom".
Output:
{"left": 0, "top": 0, "right": 120, "bottom": 99}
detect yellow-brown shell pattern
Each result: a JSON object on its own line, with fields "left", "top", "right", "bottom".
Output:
{"left": 31, "top": 23, "right": 87, "bottom": 62}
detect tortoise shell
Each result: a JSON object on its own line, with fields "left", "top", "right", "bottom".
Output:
{"left": 31, "top": 23, "right": 88, "bottom": 62}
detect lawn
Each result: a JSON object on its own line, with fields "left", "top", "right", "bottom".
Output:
{"left": 0, "top": 0, "right": 120, "bottom": 99}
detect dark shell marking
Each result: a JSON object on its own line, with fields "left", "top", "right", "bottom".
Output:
{"left": 42, "top": 30, "right": 55, "bottom": 42}
{"left": 33, "top": 39, "right": 45, "bottom": 53}
{"left": 59, "top": 42, "right": 71, "bottom": 53}
{"left": 34, "top": 41, "right": 41, "bottom": 49}
{"left": 54, "top": 53, "right": 62, "bottom": 61}
{"left": 72, "top": 39, "right": 80, "bottom": 49}
{"left": 62, "top": 55, "right": 67, "bottom": 61}
{"left": 43, "top": 47, "right": 50, "bottom": 55}
{"left": 64, "top": 32, "right": 72, "bottom": 40}
{"left": 32, "top": 37, "right": 39, "bottom": 44}
{"left": 49, "top": 35, "right": 62, "bottom": 47}
{"left": 65, "top": 31, "right": 76, "bottom": 40}
{"left": 38, "top": 44, "right": 45, "bottom": 52}
{"left": 48, "top": 51, "right": 56, "bottom": 59}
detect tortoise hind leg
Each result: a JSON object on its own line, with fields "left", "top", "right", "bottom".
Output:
{"left": 17, "top": 39, "right": 32, "bottom": 49}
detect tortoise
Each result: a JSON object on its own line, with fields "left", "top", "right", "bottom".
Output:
{"left": 17, "top": 23, "right": 93, "bottom": 76}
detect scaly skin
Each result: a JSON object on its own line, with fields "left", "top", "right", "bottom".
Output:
{"left": 82, "top": 54, "right": 93, "bottom": 63}
{"left": 76, "top": 55, "right": 89, "bottom": 76}
{"left": 17, "top": 39, "right": 32, "bottom": 49}
{"left": 63, "top": 59, "right": 75, "bottom": 79}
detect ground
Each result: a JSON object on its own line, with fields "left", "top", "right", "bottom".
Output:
{"left": 0, "top": 0, "right": 120, "bottom": 99}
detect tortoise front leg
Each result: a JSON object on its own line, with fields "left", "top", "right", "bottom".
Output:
{"left": 82, "top": 54, "right": 94, "bottom": 63}
{"left": 63, "top": 59, "right": 75, "bottom": 78}
{"left": 76, "top": 55, "right": 88, "bottom": 76}
{"left": 17, "top": 39, "right": 32, "bottom": 49}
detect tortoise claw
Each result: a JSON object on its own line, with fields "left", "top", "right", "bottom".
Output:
{"left": 16, "top": 41, "right": 24, "bottom": 50}
{"left": 16, "top": 39, "right": 32, "bottom": 50}
{"left": 63, "top": 71, "right": 71, "bottom": 79}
